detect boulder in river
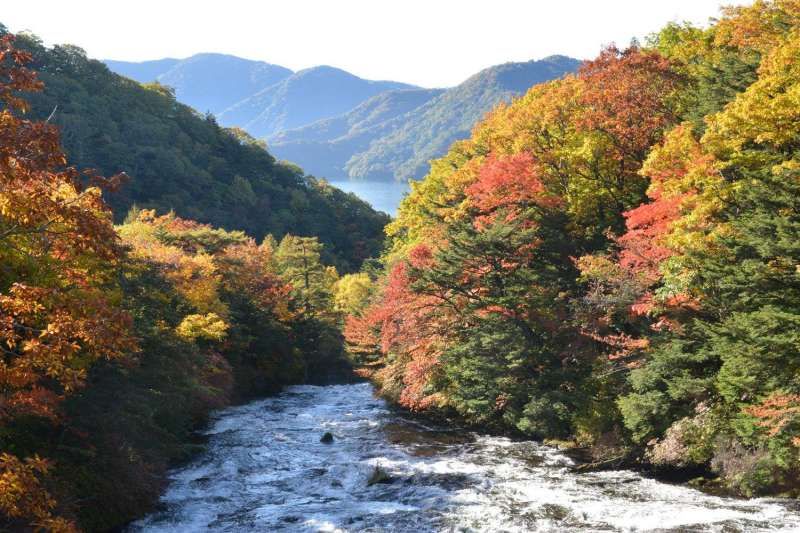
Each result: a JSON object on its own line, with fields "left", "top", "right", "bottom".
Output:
{"left": 367, "top": 464, "right": 393, "bottom": 486}
{"left": 320, "top": 431, "right": 334, "bottom": 444}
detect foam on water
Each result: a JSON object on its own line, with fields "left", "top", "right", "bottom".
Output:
{"left": 129, "top": 383, "right": 800, "bottom": 532}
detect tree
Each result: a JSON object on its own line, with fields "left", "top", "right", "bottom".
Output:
{"left": 616, "top": 26, "right": 800, "bottom": 492}
{"left": 0, "top": 35, "right": 134, "bottom": 531}
{"left": 333, "top": 273, "right": 373, "bottom": 316}
{"left": 274, "top": 235, "right": 337, "bottom": 318}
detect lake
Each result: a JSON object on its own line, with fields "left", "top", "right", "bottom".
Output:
{"left": 329, "top": 180, "right": 411, "bottom": 217}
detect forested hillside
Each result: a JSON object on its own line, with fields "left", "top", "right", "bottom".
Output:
{"left": 271, "top": 56, "right": 581, "bottom": 182}
{"left": 0, "top": 33, "right": 367, "bottom": 531}
{"left": 345, "top": 0, "right": 800, "bottom": 497}
{"left": 14, "top": 31, "right": 389, "bottom": 272}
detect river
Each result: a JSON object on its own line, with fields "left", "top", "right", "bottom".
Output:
{"left": 130, "top": 383, "right": 800, "bottom": 532}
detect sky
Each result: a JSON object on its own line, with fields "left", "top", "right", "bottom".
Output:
{"left": 3, "top": 0, "right": 746, "bottom": 88}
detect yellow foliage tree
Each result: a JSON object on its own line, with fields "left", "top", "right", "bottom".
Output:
{"left": 333, "top": 273, "right": 373, "bottom": 316}
{"left": 176, "top": 313, "right": 229, "bottom": 341}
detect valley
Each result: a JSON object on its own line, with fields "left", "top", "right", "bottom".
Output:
{"left": 2, "top": 1, "right": 800, "bottom": 531}
{"left": 104, "top": 52, "right": 580, "bottom": 193}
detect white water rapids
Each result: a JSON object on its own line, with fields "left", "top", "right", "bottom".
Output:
{"left": 130, "top": 383, "right": 800, "bottom": 532}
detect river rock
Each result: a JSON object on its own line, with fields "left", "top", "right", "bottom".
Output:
{"left": 320, "top": 431, "right": 334, "bottom": 444}
{"left": 367, "top": 465, "right": 393, "bottom": 486}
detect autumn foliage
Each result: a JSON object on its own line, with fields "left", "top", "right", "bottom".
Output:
{"left": 0, "top": 35, "right": 137, "bottom": 530}
{"left": 3, "top": 2, "right": 800, "bottom": 528}
{"left": 346, "top": 0, "right": 800, "bottom": 496}
{"left": 0, "top": 34, "right": 353, "bottom": 531}
{"left": 345, "top": 250, "right": 446, "bottom": 410}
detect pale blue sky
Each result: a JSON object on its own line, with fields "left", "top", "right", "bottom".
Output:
{"left": 3, "top": 0, "right": 746, "bottom": 87}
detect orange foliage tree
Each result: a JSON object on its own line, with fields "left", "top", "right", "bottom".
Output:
{"left": 344, "top": 247, "right": 447, "bottom": 409}
{"left": 0, "top": 35, "right": 134, "bottom": 531}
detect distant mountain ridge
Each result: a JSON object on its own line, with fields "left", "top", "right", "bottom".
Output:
{"left": 105, "top": 53, "right": 293, "bottom": 114}
{"left": 270, "top": 88, "right": 446, "bottom": 145}
{"left": 105, "top": 54, "right": 581, "bottom": 183}
{"left": 217, "top": 66, "right": 417, "bottom": 138}
{"left": 104, "top": 57, "right": 181, "bottom": 83}
{"left": 267, "top": 87, "right": 446, "bottom": 179}
{"left": 271, "top": 55, "right": 582, "bottom": 181}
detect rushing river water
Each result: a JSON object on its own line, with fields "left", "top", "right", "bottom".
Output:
{"left": 130, "top": 383, "right": 800, "bottom": 532}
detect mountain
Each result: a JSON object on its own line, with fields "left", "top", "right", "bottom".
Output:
{"left": 22, "top": 38, "right": 389, "bottom": 271}
{"left": 216, "top": 66, "right": 418, "bottom": 138}
{"left": 270, "top": 56, "right": 582, "bottom": 182}
{"left": 104, "top": 53, "right": 579, "bottom": 183}
{"left": 271, "top": 87, "right": 446, "bottom": 145}
{"left": 104, "top": 53, "right": 293, "bottom": 114}
{"left": 268, "top": 87, "right": 445, "bottom": 178}
{"left": 104, "top": 57, "right": 180, "bottom": 81}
